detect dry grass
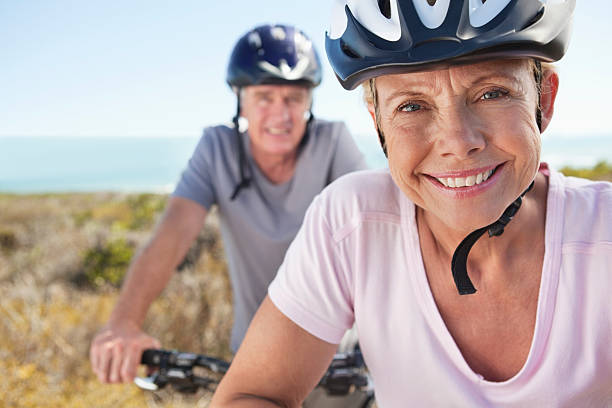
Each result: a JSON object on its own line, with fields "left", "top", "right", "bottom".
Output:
{"left": 0, "top": 193, "right": 232, "bottom": 407}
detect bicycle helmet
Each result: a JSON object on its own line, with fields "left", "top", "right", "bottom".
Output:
{"left": 325, "top": 0, "right": 575, "bottom": 295}
{"left": 227, "top": 24, "right": 322, "bottom": 89}
{"left": 326, "top": 0, "right": 575, "bottom": 90}
{"left": 226, "top": 24, "right": 322, "bottom": 200}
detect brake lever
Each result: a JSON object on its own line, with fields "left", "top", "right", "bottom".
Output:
{"left": 134, "top": 366, "right": 190, "bottom": 390}
{"left": 134, "top": 373, "right": 163, "bottom": 391}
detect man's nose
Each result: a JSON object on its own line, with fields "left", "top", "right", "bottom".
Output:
{"left": 268, "top": 99, "right": 292, "bottom": 122}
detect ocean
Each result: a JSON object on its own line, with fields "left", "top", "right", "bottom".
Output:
{"left": 1, "top": 134, "right": 610, "bottom": 193}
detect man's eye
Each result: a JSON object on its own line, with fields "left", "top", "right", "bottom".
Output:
{"left": 398, "top": 102, "right": 421, "bottom": 112}
{"left": 288, "top": 97, "right": 305, "bottom": 105}
{"left": 481, "top": 89, "right": 508, "bottom": 100}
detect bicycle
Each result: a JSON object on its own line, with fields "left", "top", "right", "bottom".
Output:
{"left": 135, "top": 347, "right": 375, "bottom": 407}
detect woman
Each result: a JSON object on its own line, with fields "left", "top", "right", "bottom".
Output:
{"left": 211, "top": 1, "right": 612, "bottom": 406}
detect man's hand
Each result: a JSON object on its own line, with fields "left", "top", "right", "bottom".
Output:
{"left": 90, "top": 320, "right": 161, "bottom": 384}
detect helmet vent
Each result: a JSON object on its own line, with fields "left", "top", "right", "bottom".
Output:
{"left": 340, "top": 40, "right": 361, "bottom": 59}
{"left": 522, "top": 7, "right": 545, "bottom": 30}
{"left": 378, "top": 0, "right": 392, "bottom": 19}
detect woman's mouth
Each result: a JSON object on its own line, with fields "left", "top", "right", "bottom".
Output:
{"left": 434, "top": 167, "right": 495, "bottom": 188}
{"left": 426, "top": 164, "right": 504, "bottom": 193}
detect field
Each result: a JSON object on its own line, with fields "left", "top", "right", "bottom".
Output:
{"left": 0, "top": 193, "right": 232, "bottom": 407}
{"left": 0, "top": 162, "right": 610, "bottom": 407}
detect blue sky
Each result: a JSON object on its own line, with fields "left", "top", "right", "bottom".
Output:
{"left": 0, "top": 0, "right": 609, "bottom": 139}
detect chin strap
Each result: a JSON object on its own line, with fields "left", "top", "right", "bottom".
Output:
{"left": 450, "top": 181, "right": 535, "bottom": 295}
{"left": 230, "top": 91, "right": 252, "bottom": 201}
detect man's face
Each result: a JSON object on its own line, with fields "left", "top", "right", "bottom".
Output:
{"left": 240, "top": 84, "right": 311, "bottom": 158}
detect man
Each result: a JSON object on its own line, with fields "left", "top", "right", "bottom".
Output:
{"left": 90, "top": 23, "right": 367, "bottom": 392}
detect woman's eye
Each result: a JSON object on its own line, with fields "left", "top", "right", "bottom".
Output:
{"left": 398, "top": 102, "right": 421, "bottom": 112}
{"left": 481, "top": 89, "right": 508, "bottom": 100}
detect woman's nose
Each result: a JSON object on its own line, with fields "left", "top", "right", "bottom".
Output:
{"left": 436, "top": 106, "right": 486, "bottom": 159}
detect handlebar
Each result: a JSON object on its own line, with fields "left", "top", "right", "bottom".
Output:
{"left": 135, "top": 348, "right": 373, "bottom": 396}
{"left": 135, "top": 349, "right": 229, "bottom": 393}
{"left": 141, "top": 349, "right": 229, "bottom": 374}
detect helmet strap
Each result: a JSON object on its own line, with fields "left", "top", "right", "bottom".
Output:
{"left": 230, "top": 89, "right": 252, "bottom": 201}
{"left": 298, "top": 109, "right": 315, "bottom": 150}
{"left": 533, "top": 60, "right": 543, "bottom": 132}
{"left": 370, "top": 79, "right": 388, "bottom": 157}
{"left": 450, "top": 181, "right": 535, "bottom": 295}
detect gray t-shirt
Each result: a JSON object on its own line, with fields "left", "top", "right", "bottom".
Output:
{"left": 173, "top": 118, "right": 368, "bottom": 351}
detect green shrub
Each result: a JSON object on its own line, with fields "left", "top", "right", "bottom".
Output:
{"left": 80, "top": 238, "right": 134, "bottom": 288}
{"left": 560, "top": 160, "right": 612, "bottom": 181}
{"left": 126, "top": 193, "right": 167, "bottom": 230}
{"left": 74, "top": 194, "right": 167, "bottom": 231}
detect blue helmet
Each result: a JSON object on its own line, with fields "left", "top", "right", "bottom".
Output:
{"left": 326, "top": 0, "right": 575, "bottom": 90}
{"left": 227, "top": 24, "right": 322, "bottom": 89}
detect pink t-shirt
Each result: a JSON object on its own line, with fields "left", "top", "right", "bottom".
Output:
{"left": 269, "top": 167, "right": 612, "bottom": 407}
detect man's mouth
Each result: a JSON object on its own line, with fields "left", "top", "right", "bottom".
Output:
{"left": 266, "top": 127, "right": 291, "bottom": 135}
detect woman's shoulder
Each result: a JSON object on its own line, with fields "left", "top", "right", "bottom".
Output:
{"left": 555, "top": 170, "right": 612, "bottom": 209}
{"left": 322, "top": 168, "right": 397, "bottom": 198}
{"left": 550, "top": 170, "right": 612, "bottom": 243}
{"left": 313, "top": 169, "right": 408, "bottom": 230}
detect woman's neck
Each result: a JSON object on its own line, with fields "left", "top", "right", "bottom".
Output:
{"left": 417, "top": 172, "right": 548, "bottom": 289}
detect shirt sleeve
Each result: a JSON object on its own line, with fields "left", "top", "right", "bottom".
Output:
{"left": 172, "top": 129, "right": 217, "bottom": 210}
{"left": 268, "top": 195, "right": 354, "bottom": 344}
{"left": 328, "top": 122, "right": 369, "bottom": 182}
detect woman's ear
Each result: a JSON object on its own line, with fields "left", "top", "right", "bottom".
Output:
{"left": 367, "top": 102, "right": 378, "bottom": 131}
{"left": 539, "top": 69, "right": 559, "bottom": 133}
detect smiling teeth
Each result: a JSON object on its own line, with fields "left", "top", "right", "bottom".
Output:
{"left": 268, "top": 128, "right": 289, "bottom": 135}
{"left": 436, "top": 169, "right": 494, "bottom": 188}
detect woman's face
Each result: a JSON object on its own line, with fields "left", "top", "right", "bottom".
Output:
{"left": 372, "top": 59, "right": 547, "bottom": 233}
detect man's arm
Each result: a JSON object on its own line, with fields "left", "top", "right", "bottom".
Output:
{"left": 90, "top": 196, "right": 207, "bottom": 383}
{"left": 210, "top": 296, "right": 337, "bottom": 408}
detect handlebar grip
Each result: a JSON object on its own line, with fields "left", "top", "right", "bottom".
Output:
{"left": 141, "top": 349, "right": 168, "bottom": 365}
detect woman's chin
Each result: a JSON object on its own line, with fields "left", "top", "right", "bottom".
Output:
{"left": 433, "top": 210, "right": 501, "bottom": 237}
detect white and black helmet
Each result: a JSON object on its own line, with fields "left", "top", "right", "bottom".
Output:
{"left": 326, "top": 0, "right": 575, "bottom": 90}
